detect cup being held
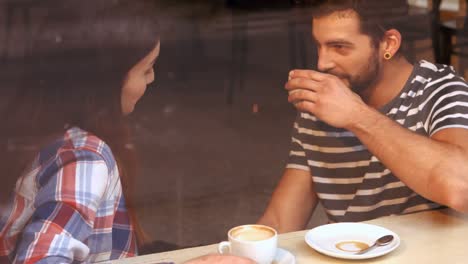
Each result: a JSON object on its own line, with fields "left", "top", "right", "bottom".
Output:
{"left": 218, "top": 224, "right": 278, "bottom": 264}
{"left": 288, "top": 88, "right": 308, "bottom": 105}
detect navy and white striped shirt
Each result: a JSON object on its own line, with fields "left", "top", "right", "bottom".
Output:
{"left": 287, "top": 60, "right": 468, "bottom": 222}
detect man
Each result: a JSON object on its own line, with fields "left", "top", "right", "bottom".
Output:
{"left": 258, "top": 0, "right": 468, "bottom": 233}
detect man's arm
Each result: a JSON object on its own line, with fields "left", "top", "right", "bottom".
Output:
{"left": 348, "top": 108, "right": 468, "bottom": 213}
{"left": 257, "top": 168, "right": 318, "bottom": 233}
{"left": 286, "top": 70, "right": 468, "bottom": 213}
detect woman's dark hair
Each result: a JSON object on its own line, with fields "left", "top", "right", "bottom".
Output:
{"left": 311, "top": 0, "right": 409, "bottom": 54}
{"left": 0, "top": 0, "right": 160, "bottom": 247}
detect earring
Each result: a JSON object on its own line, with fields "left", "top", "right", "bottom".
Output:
{"left": 384, "top": 51, "right": 392, "bottom": 60}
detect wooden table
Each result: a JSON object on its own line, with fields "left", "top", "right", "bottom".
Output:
{"left": 112, "top": 209, "right": 468, "bottom": 264}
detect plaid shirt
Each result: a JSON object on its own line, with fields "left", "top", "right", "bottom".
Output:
{"left": 0, "top": 127, "right": 136, "bottom": 263}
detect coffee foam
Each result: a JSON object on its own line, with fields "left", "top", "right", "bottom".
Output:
{"left": 230, "top": 226, "right": 275, "bottom": 242}
{"left": 335, "top": 241, "right": 369, "bottom": 252}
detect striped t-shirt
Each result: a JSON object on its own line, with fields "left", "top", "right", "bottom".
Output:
{"left": 287, "top": 60, "right": 468, "bottom": 222}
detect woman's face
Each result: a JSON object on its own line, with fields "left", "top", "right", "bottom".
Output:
{"left": 121, "top": 42, "right": 160, "bottom": 115}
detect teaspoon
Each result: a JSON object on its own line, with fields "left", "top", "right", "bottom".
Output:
{"left": 355, "top": 235, "right": 394, "bottom": 255}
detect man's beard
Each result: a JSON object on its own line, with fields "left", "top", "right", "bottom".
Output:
{"left": 349, "top": 49, "right": 381, "bottom": 94}
{"left": 325, "top": 48, "right": 381, "bottom": 95}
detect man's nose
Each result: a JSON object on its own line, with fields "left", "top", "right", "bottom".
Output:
{"left": 317, "top": 50, "right": 335, "bottom": 73}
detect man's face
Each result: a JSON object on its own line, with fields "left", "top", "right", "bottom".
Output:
{"left": 312, "top": 11, "right": 381, "bottom": 94}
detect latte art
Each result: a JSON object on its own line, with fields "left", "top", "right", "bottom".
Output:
{"left": 220, "top": 224, "right": 278, "bottom": 264}
{"left": 231, "top": 226, "right": 275, "bottom": 241}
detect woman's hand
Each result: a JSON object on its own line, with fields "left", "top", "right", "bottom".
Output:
{"left": 184, "top": 254, "right": 256, "bottom": 264}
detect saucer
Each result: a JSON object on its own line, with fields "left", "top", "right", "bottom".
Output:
{"left": 273, "top": 247, "right": 295, "bottom": 264}
{"left": 304, "top": 223, "right": 400, "bottom": 260}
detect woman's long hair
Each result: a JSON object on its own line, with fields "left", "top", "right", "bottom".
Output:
{"left": 0, "top": 0, "right": 160, "bottom": 248}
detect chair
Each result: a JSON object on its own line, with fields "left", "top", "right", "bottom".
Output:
{"left": 434, "top": 0, "right": 468, "bottom": 68}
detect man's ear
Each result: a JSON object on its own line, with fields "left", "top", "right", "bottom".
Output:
{"left": 380, "top": 29, "right": 402, "bottom": 59}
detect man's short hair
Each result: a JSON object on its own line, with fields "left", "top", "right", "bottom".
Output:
{"left": 311, "top": 0, "right": 409, "bottom": 54}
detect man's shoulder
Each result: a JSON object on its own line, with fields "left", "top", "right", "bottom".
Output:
{"left": 414, "top": 60, "right": 466, "bottom": 85}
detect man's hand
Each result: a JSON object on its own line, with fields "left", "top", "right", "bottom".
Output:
{"left": 184, "top": 254, "right": 256, "bottom": 264}
{"left": 285, "top": 69, "right": 367, "bottom": 129}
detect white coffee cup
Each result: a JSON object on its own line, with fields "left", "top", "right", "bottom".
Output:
{"left": 218, "top": 224, "right": 278, "bottom": 264}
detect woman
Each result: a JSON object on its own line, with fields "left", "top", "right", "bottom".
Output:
{"left": 0, "top": 0, "right": 251, "bottom": 263}
{"left": 0, "top": 1, "right": 260, "bottom": 263}
{"left": 0, "top": 1, "right": 159, "bottom": 262}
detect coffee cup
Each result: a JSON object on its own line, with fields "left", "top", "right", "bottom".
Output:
{"left": 218, "top": 224, "right": 277, "bottom": 264}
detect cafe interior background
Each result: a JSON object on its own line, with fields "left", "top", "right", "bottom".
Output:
{"left": 0, "top": 0, "right": 466, "bottom": 254}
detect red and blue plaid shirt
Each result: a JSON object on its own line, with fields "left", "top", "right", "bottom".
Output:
{"left": 0, "top": 127, "right": 136, "bottom": 263}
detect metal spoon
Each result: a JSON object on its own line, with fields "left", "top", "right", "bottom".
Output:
{"left": 355, "top": 235, "right": 394, "bottom": 255}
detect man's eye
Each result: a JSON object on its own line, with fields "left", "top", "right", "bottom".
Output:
{"left": 333, "top": 44, "right": 345, "bottom": 50}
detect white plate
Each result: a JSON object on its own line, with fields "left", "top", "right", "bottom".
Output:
{"left": 305, "top": 223, "right": 400, "bottom": 260}
{"left": 273, "top": 247, "right": 295, "bottom": 264}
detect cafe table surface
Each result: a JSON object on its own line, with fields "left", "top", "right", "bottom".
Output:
{"left": 111, "top": 208, "right": 468, "bottom": 264}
